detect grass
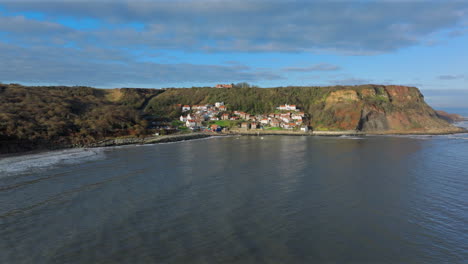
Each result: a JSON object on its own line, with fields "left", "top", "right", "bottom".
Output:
{"left": 266, "top": 127, "right": 283, "bottom": 130}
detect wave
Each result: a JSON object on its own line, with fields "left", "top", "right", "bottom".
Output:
{"left": 0, "top": 148, "right": 106, "bottom": 177}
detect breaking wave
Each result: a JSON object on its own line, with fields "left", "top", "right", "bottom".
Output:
{"left": 0, "top": 148, "right": 106, "bottom": 177}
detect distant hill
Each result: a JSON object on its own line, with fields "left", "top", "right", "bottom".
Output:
{"left": 0, "top": 83, "right": 463, "bottom": 154}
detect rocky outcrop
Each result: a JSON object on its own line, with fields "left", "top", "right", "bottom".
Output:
{"left": 435, "top": 110, "right": 466, "bottom": 123}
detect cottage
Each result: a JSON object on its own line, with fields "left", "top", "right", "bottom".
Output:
{"left": 215, "top": 84, "right": 233, "bottom": 88}
{"left": 222, "top": 113, "right": 230, "bottom": 120}
{"left": 276, "top": 104, "right": 298, "bottom": 111}
{"left": 186, "top": 119, "right": 197, "bottom": 128}
{"left": 210, "top": 124, "right": 222, "bottom": 132}
{"left": 218, "top": 105, "right": 227, "bottom": 111}
{"left": 239, "top": 112, "right": 249, "bottom": 119}
{"left": 292, "top": 114, "right": 303, "bottom": 120}
{"left": 182, "top": 105, "right": 191, "bottom": 112}
{"left": 241, "top": 122, "right": 251, "bottom": 129}
{"left": 251, "top": 123, "right": 258, "bottom": 129}
{"left": 260, "top": 119, "right": 269, "bottom": 124}
{"left": 215, "top": 102, "right": 224, "bottom": 107}
{"left": 179, "top": 115, "right": 187, "bottom": 122}
{"left": 270, "top": 120, "right": 280, "bottom": 127}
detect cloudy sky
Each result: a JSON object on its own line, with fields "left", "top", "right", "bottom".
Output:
{"left": 0, "top": 0, "right": 467, "bottom": 107}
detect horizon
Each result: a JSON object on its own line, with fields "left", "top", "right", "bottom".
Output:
{"left": 0, "top": 0, "right": 467, "bottom": 107}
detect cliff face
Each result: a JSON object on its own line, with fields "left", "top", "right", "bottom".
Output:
{"left": 316, "top": 85, "right": 455, "bottom": 132}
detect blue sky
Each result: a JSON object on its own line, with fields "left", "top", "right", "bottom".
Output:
{"left": 0, "top": 0, "right": 467, "bottom": 107}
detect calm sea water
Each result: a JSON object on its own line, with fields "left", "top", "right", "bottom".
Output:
{"left": 1, "top": 121, "right": 468, "bottom": 263}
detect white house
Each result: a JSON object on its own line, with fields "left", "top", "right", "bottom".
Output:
{"left": 186, "top": 119, "right": 197, "bottom": 128}
{"left": 215, "top": 102, "right": 224, "bottom": 108}
{"left": 276, "top": 104, "right": 298, "bottom": 111}
{"left": 179, "top": 115, "right": 187, "bottom": 122}
{"left": 260, "top": 119, "right": 269, "bottom": 124}
{"left": 300, "top": 126, "right": 309, "bottom": 132}
{"left": 182, "top": 105, "right": 191, "bottom": 111}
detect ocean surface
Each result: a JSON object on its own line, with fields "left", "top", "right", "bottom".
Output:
{"left": 1, "top": 115, "right": 468, "bottom": 263}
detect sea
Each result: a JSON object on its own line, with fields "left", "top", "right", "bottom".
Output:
{"left": 1, "top": 110, "right": 467, "bottom": 263}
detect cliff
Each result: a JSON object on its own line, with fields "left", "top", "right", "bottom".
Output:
{"left": 0, "top": 83, "right": 464, "bottom": 154}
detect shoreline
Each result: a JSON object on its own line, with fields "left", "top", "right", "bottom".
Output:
{"left": 1, "top": 127, "right": 466, "bottom": 158}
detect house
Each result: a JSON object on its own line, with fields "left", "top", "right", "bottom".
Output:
{"left": 179, "top": 115, "right": 187, "bottom": 122}
{"left": 292, "top": 114, "right": 303, "bottom": 120}
{"left": 218, "top": 105, "right": 227, "bottom": 111}
{"left": 215, "top": 102, "right": 224, "bottom": 108}
{"left": 300, "top": 126, "right": 309, "bottom": 132}
{"left": 260, "top": 119, "right": 269, "bottom": 124}
{"left": 270, "top": 120, "right": 280, "bottom": 127}
{"left": 230, "top": 116, "right": 239, "bottom": 120}
{"left": 222, "top": 113, "right": 230, "bottom": 120}
{"left": 215, "top": 84, "right": 233, "bottom": 88}
{"left": 241, "top": 122, "right": 250, "bottom": 129}
{"left": 282, "top": 123, "right": 296, "bottom": 129}
{"left": 192, "top": 105, "right": 207, "bottom": 110}
{"left": 249, "top": 115, "right": 256, "bottom": 121}
{"left": 182, "top": 105, "right": 191, "bottom": 112}
{"left": 186, "top": 119, "right": 197, "bottom": 128}
{"left": 251, "top": 123, "right": 258, "bottom": 129}
{"left": 276, "top": 104, "right": 298, "bottom": 111}
{"left": 239, "top": 112, "right": 249, "bottom": 119}
{"left": 210, "top": 124, "right": 222, "bottom": 132}
{"left": 210, "top": 117, "right": 220, "bottom": 121}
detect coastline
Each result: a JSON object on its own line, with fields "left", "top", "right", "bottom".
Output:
{"left": 1, "top": 126, "right": 466, "bottom": 158}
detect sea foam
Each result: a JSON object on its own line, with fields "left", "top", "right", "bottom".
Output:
{"left": 0, "top": 148, "right": 106, "bottom": 177}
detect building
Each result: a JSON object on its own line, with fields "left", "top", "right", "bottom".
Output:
{"left": 215, "top": 102, "right": 224, "bottom": 107}
{"left": 222, "top": 113, "right": 230, "bottom": 120}
{"left": 276, "top": 104, "right": 298, "bottom": 111}
{"left": 251, "top": 123, "right": 258, "bottom": 129}
{"left": 179, "top": 115, "right": 187, "bottom": 122}
{"left": 215, "top": 84, "right": 233, "bottom": 88}
{"left": 300, "top": 126, "right": 309, "bottom": 132}
{"left": 241, "top": 122, "right": 250, "bottom": 129}
{"left": 260, "top": 119, "right": 269, "bottom": 124}
{"left": 186, "top": 119, "right": 197, "bottom": 128}
{"left": 218, "top": 105, "right": 227, "bottom": 111}
{"left": 210, "top": 124, "right": 222, "bottom": 132}
{"left": 182, "top": 105, "right": 191, "bottom": 111}
{"left": 270, "top": 120, "right": 280, "bottom": 127}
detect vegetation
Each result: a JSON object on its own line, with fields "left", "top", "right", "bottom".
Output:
{"left": 0, "top": 84, "right": 161, "bottom": 150}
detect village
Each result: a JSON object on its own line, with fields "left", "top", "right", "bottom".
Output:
{"left": 177, "top": 102, "right": 309, "bottom": 133}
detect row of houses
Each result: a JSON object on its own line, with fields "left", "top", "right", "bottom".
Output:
{"left": 182, "top": 102, "right": 226, "bottom": 112}
{"left": 276, "top": 104, "right": 298, "bottom": 111}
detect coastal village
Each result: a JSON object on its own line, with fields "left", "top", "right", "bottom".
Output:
{"left": 174, "top": 84, "right": 309, "bottom": 133}
{"left": 178, "top": 102, "right": 308, "bottom": 132}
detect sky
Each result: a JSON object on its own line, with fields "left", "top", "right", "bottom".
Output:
{"left": 0, "top": 0, "right": 467, "bottom": 107}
